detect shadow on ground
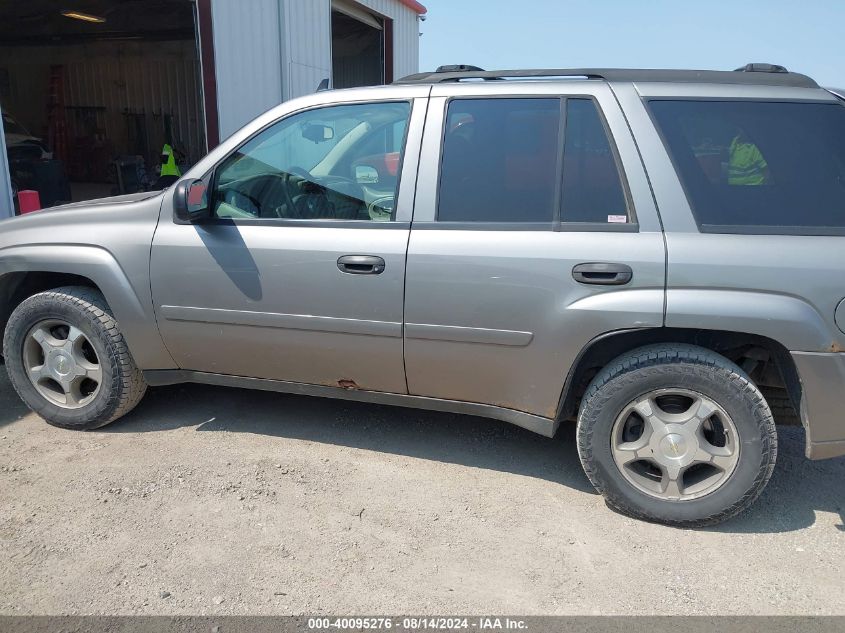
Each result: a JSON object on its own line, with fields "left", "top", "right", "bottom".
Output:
{"left": 5, "top": 373, "right": 843, "bottom": 534}
{"left": 105, "top": 384, "right": 845, "bottom": 534}
{"left": 109, "top": 383, "right": 596, "bottom": 494}
{"left": 706, "top": 425, "right": 845, "bottom": 534}
{"left": 0, "top": 364, "right": 31, "bottom": 429}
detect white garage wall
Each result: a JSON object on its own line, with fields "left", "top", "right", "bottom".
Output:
{"left": 280, "top": 0, "right": 333, "bottom": 101}
{"left": 211, "top": 0, "right": 284, "bottom": 141}
{"left": 210, "top": 0, "right": 421, "bottom": 140}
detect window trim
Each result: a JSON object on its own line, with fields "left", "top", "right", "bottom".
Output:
{"left": 195, "top": 99, "right": 414, "bottom": 227}
{"left": 412, "top": 221, "right": 639, "bottom": 232}
{"left": 645, "top": 96, "right": 845, "bottom": 236}
{"left": 432, "top": 94, "right": 638, "bottom": 231}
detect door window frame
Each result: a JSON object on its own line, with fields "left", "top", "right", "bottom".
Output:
{"left": 188, "top": 98, "right": 422, "bottom": 229}
{"left": 424, "top": 94, "right": 638, "bottom": 232}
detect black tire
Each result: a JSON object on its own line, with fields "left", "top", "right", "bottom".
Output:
{"left": 576, "top": 343, "right": 777, "bottom": 527}
{"left": 3, "top": 286, "right": 147, "bottom": 430}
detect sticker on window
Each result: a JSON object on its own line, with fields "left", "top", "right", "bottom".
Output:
{"left": 608, "top": 215, "right": 628, "bottom": 224}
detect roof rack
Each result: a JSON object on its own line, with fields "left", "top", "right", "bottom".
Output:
{"left": 395, "top": 65, "right": 819, "bottom": 88}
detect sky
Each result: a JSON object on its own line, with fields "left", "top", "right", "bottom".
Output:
{"left": 417, "top": 0, "right": 844, "bottom": 89}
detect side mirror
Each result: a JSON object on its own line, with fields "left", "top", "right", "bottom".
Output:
{"left": 302, "top": 122, "right": 334, "bottom": 144}
{"left": 354, "top": 165, "right": 380, "bottom": 185}
{"left": 173, "top": 179, "right": 210, "bottom": 223}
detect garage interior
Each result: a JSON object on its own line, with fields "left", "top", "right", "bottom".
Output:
{"left": 0, "top": 0, "right": 206, "bottom": 210}
{"left": 332, "top": 1, "right": 390, "bottom": 89}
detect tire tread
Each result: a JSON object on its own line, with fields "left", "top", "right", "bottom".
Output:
{"left": 3, "top": 286, "right": 146, "bottom": 429}
{"left": 576, "top": 343, "right": 777, "bottom": 527}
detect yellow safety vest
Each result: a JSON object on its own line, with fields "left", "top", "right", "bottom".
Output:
{"left": 161, "top": 144, "right": 181, "bottom": 178}
{"left": 728, "top": 137, "right": 767, "bottom": 186}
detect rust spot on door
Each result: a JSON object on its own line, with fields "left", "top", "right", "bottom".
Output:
{"left": 338, "top": 379, "right": 359, "bottom": 390}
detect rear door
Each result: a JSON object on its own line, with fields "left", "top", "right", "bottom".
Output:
{"left": 403, "top": 81, "right": 667, "bottom": 419}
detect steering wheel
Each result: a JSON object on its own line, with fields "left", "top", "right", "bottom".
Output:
{"left": 287, "top": 166, "right": 312, "bottom": 180}
{"left": 224, "top": 188, "right": 262, "bottom": 216}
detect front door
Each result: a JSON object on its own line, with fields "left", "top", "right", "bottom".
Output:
{"left": 404, "top": 83, "right": 667, "bottom": 419}
{"left": 150, "top": 97, "right": 426, "bottom": 393}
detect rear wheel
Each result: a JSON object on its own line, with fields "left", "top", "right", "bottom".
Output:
{"left": 577, "top": 343, "right": 777, "bottom": 527}
{"left": 3, "top": 286, "right": 147, "bottom": 430}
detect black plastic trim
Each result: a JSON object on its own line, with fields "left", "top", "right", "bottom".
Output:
{"left": 193, "top": 218, "right": 411, "bottom": 229}
{"left": 396, "top": 68, "right": 819, "bottom": 89}
{"left": 699, "top": 224, "right": 845, "bottom": 237}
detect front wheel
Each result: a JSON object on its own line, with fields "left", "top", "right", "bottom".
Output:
{"left": 576, "top": 343, "right": 777, "bottom": 527}
{"left": 3, "top": 286, "right": 147, "bottom": 430}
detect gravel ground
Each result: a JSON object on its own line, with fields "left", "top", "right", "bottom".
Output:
{"left": 0, "top": 369, "right": 843, "bottom": 616}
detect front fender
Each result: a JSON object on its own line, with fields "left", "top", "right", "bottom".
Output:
{"left": 0, "top": 244, "right": 176, "bottom": 370}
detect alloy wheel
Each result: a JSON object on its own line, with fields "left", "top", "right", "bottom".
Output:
{"left": 610, "top": 388, "right": 740, "bottom": 501}
{"left": 22, "top": 319, "right": 103, "bottom": 409}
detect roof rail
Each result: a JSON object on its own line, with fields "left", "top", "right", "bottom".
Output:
{"left": 436, "top": 64, "right": 486, "bottom": 73}
{"left": 735, "top": 63, "right": 789, "bottom": 73}
{"left": 395, "top": 66, "right": 819, "bottom": 89}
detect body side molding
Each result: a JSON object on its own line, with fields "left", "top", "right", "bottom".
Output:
{"left": 404, "top": 323, "right": 534, "bottom": 347}
{"left": 160, "top": 305, "right": 402, "bottom": 338}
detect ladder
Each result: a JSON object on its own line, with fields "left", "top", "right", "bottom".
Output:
{"left": 46, "top": 65, "right": 69, "bottom": 165}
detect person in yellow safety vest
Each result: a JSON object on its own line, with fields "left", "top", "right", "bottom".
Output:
{"left": 728, "top": 129, "right": 770, "bottom": 186}
{"left": 156, "top": 143, "right": 181, "bottom": 189}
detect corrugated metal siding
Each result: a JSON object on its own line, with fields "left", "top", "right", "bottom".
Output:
{"left": 211, "top": 0, "right": 283, "bottom": 140}
{"left": 277, "top": 0, "right": 420, "bottom": 99}
{"left": 281, "top": 0, "right": 333, "bottom": 100}
{"left": 209, "top": 0, "right": 420, "bottom": 136}
{"left": 0, "top": 41, "right": 205, "bottom": 169}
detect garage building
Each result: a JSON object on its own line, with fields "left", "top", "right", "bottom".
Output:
{"left": 0, "top": 0, "right": 426, "bottom": 217}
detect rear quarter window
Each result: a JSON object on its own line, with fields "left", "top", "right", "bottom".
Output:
{"left": 648, "top": 99, "right": 845, "bottom": 234}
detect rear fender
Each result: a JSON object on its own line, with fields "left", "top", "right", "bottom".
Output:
{"left": 666, "top": 289, "right": 837, "bottom": 352}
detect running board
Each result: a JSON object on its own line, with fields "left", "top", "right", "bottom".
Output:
{"left": 142, "top": 370, "right": 559, "bottom": 438}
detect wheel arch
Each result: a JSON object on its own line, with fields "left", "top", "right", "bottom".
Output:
{"left": 0, "top": 245, "right": 176, "bottom": 369}
{"left": 558, "top": 327, "right": 802, "bottom": 425}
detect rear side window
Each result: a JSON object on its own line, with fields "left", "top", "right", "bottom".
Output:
{"left": 562, "top": 99, "right": 629, "bottom": 224}
{"left": 437, "top": 97, "right": 630, "bottom": 225}
{"left": 438, "top": 98, "right": 561, "bottom": 223}
{"left": 649, "top": 100, "right": 845, "bottom": 233}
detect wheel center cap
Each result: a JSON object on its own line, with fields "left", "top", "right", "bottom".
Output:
{"left": 51, "top": 353, "right": 73, "bottom": 377}
{"left": 659, "top": 433, "right": 689, "bottom": 459}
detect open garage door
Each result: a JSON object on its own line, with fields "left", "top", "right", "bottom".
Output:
{"left": 332, "top": 0, "right": 392, "bottom": 89}
{"left": 0, "top": 0, "right": 206, "bottom": 212}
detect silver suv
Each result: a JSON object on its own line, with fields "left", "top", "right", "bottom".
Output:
{"left": 2, "top": 64, "right": 844, "bottom": 527}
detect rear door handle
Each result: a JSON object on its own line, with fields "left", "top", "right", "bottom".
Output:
{"left": 337, "top": 255, "right": 386, "bottom": 275}
{"left": 572, "top": 263, "right": 633, "bottom": 286}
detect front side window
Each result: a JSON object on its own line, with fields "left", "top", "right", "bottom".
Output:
{"left": 649, "top": 100, "right": 845, "bottom": 231}
{"left": 213, "top": 101, "right": 410, "bottom": 221}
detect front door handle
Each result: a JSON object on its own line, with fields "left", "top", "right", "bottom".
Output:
{"left": 572, "top": 263, "right": 633, "bottom": 286}
{"left": 337, "top": 255, "right": 386, "bottom": 275}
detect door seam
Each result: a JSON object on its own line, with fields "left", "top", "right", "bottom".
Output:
{"left": 401, "top": 88, "right": 432, "bottom": 395}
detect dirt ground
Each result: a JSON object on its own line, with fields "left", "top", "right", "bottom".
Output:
{"left": 0, "top": 368, "right": 843, "bottom": 616}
